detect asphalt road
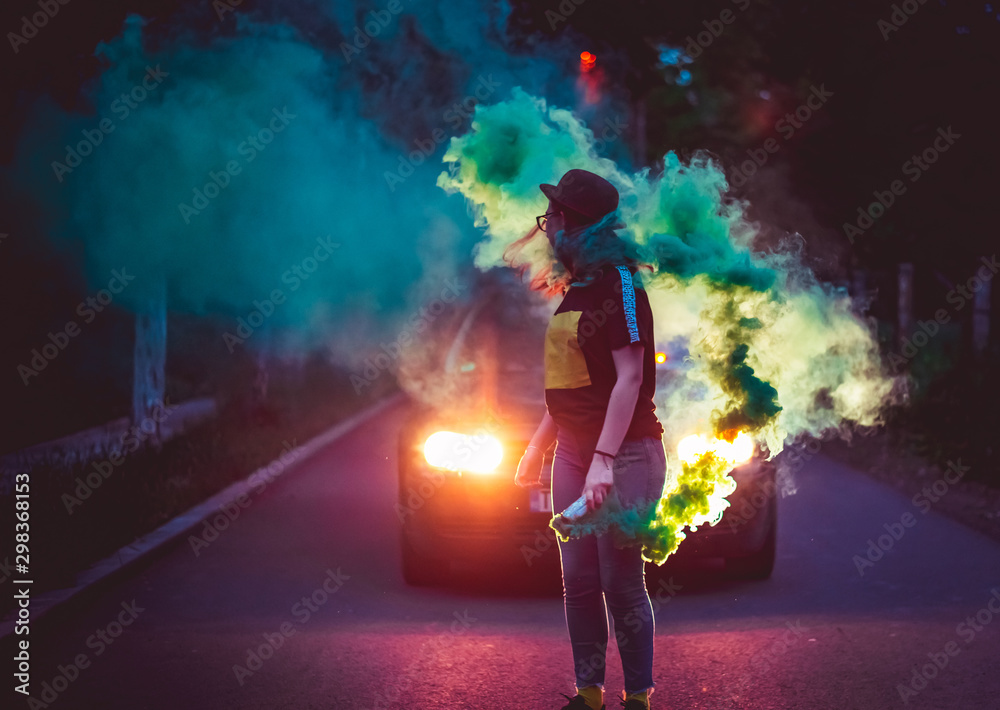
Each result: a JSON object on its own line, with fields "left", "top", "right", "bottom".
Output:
{"left": 7, "top": 399, "right": 1000, "bottom": 710}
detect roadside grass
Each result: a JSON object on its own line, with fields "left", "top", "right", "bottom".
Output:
{"left": 0, "top": 356, "right": 397, "bottom": 616}
{"left": 824, "top": 355, "right": 1000, "bottom": 544}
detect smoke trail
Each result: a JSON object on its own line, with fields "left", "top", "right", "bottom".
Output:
{"left": 3, "top": 0, "right": 625, "bottom": 384}
{"left": 3, "top": 11, "right": 484, "bottom": 366}
{"left": 437, "top": 88, "right": 901, "bottom": 559}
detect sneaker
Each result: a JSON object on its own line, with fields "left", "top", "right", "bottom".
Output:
{"left": 620, "top": 689, "right": 650, "bottom": 710}
{"left": 559, "top": 692, "right": 605, "bottom": 710}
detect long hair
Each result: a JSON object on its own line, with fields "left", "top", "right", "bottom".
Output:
{"left": 503, "top": 211, "right": 644, "bottom": 297}
{"left": 501, "top": 225, "right": 566, "bottom": 298}
{"left": 553, "top": 210, "right": 642, "bottom": 285}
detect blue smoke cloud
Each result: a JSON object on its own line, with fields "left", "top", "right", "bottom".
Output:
{"left": 3, "top": 1, "right": 625, "bottom": 365}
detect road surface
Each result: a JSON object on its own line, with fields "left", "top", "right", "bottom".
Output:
{"left": 7, "top": 399, "right": 1000, "bottom": 709}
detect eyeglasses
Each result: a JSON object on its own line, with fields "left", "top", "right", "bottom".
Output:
{"left": 536, "top": 211, "right": 560, "bottom": 232}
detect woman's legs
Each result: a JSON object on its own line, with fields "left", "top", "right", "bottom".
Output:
{"left": 597, "top": 437, "right": 667, "bottom": 696}
{"left": 552, "top": 433, "right": 668, "bottom": 696}
{"left": 552, "top": 432, "right": 609, "bottom": 692}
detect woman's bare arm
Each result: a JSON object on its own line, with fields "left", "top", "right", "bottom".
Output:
{"left": 528, "top": 409, "right": 558, "bottom": 452}
{"left": 582, "top": 342, "right": 644, "bottom": 509}
{"left": 595, "top": 343, "right": 644, "bottom": 456}
{"left": 514, "top": 410, "right": 557, "bottom": 488}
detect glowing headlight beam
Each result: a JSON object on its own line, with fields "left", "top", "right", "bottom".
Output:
{"left": 677, "top": 431, "right": 754, "bottom": 467}
{"left": 423, "top": 431, "right": 503, "bottom": 475}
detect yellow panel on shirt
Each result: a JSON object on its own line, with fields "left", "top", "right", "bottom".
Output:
{"left": 544, "top": 310, "right": 592, "bottom": 390}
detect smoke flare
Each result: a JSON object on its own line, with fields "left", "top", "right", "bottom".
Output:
{"left": 437, "top": 88, "right": 901, "bottom": 561}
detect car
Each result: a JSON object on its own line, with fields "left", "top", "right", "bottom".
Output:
{"left": 397, "top": 272, "right": 777, "bottom": 586}
{"left": 664, "top": 452, "right": 777, "bottom": 580}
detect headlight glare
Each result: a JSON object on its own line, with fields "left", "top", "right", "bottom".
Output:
{"left": 423, "top": 431, "right": 503, "bottom": 474}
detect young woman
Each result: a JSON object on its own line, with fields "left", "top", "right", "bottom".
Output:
{"left": 509, "top": 169, "right": 667, "bottom": 710}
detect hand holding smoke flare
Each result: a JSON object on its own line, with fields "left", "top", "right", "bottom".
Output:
{"left": 550, "top": 433, "right": 759, "bottom": 563}
{"left": 438, "top": 88, "right": 903, "bottom": 563}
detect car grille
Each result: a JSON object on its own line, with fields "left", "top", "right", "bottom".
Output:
{"left": 434, "top": 515, "right": 552, "bottom": 541}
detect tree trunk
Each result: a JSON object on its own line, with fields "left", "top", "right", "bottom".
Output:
{"left": 132, "top": 276, "right": 167, "bottom": 441}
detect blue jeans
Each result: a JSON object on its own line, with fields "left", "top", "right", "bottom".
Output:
{"left": 551, "top": 429, "right": 667, "bottom": 696}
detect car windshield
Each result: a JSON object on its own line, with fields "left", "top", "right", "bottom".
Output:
{"left": 447, "top": 290, "right": 546, "bottom": 410}
{"left": 397, "top": 270, "right": 548, "bottom": 417}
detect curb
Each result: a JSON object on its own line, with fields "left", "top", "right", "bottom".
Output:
{"left": 1, "top": 391, "right": 407, "bottom": 641}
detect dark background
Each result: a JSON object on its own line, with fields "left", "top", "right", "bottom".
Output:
{"left": 1, "top": 0, "right": 996, "bottom": 479}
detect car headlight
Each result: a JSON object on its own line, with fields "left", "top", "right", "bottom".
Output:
{"left": 677, "top": 431, "right": 754, "bottom": 467}
{"left": 423, "top": 431, "right": 504, "bottom": 475}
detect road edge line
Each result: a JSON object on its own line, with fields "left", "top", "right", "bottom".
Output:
{"left": 0, "top": 390, "right": 407, "bottom": 640}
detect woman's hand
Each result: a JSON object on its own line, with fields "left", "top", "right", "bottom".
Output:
{"left": 514, "top": 447, "right": 545, "bottom": 488}
{"left": 583, "top": 455, "right": 614, "bottom": 512}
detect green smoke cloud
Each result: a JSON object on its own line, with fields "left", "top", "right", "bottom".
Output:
{"left": 438, "top": 88, "right": 901, "bottom": 560}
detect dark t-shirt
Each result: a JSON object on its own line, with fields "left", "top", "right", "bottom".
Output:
{"left": 544, "top": 265, "right": 663, "bottom": 454}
